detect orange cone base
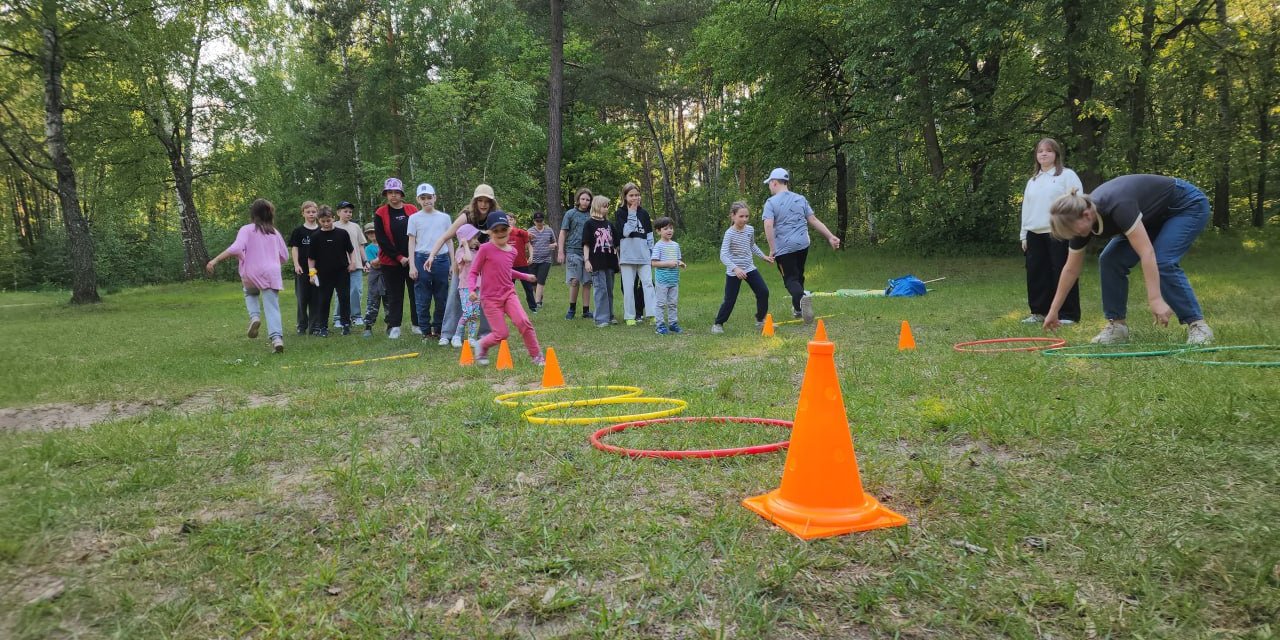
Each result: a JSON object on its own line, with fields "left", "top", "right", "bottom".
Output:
{"left": 743, "top": 490, "right": 907, "bottom": 540}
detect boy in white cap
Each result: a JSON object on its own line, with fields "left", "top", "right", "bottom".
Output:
{"left": 407, "top": 182, "right": 453, "bottom": 339}
{"left": 761, "top": 168, "right": 841, "bottom": 324}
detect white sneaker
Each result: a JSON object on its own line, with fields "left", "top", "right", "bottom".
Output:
{"left": 799, "top": 294, "right": 814, "bottom": 324}
{"left": 1020, "top": 314, "right": 1046, "bottom": 324}
{"left": 469, "top": 339, "right": 481, "bottom": 354}
{"left": 1059, "top": 319, "right": 1075, "bottom": 325}
{"left": 1186, "top": 320, "right": 1214, "bottom": 345}
{"left": 353, "top": 317, "right": 365, "bottom": 326}
{"left": 411, "top": 325, "right": 423, "bottom": 335}
{"left": 438, "top": 336, "right": 450, "bottom": 346}
{"left": 1090, "top": 321, "right": 1129, "bottom": 344}
{"left": 388, "top": 327, "right": 402, "bottom": 339}
{"left": 476, "top": 350, "right": 490, "bottom": 365}
{"left": 710, "top": 324, "right": 725, "bottom": 334}
{"left": 450, "top": 335, "right": 462, "bottom": 348}
{"left": 247, "top": 317, "right": 261, "bottom": 338}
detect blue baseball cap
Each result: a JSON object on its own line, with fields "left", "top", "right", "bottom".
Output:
{"left": 485, "top": 211, "right": 510, "bottom": 229}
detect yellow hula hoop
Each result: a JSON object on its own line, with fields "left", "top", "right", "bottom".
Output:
{"left": 494, "top": 385, "right": 644, "bottom": 408}
{"left": 521, "top": 397, "right": 688, "bottom": 425}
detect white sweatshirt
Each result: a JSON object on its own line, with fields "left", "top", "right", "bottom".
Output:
{"left": 1020, "top": 167, "right": 1083, "bottom": 241}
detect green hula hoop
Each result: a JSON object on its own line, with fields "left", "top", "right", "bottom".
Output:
{"left": 1042, "top": 343, "right": 1190, "bottom": 358}
{"left": 1174, "top": 345, "right": 1280, "bottom": 368}
{"left": 522, "top": 397, "right": 688, "bottom": 425}
{"left": 493, "top": 385, "right": 644, "bottom": 408}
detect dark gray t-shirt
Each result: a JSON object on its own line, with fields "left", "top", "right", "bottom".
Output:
{"left": 1069, "top": 175, "right": 1178, "bottom": 251}
{"left": 561, "top": 207, "right": 591, "bottom": 250}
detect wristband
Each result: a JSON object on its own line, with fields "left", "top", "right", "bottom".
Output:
{"left": 308, "top": 269, "right": 317, "bottom": 276}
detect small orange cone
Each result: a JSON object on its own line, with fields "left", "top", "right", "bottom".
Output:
{"left": 898, "top": 320, "right": 916, "bottom": 351}
{"left": 813, "top": 318, "right": 828, "bottom": 342}
{"left": 458, "top": 340, "right": 474, "bottom": 366}
{"left": 742, "top": 329, "right": 907, "bottom": 540}
{"left": 496, "top": 339, "right": 514, "bottom": 370}
{"left": 761, "top": 313, "right": 775, "bottom": 337}
{"left": 541, "top": 347, "right": 565, "bottom": 388}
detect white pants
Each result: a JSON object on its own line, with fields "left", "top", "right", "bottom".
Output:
{"left": 620, "top": 264, "right": 656, "bottom": 320}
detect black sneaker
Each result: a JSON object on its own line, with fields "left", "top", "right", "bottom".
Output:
{"left": 565, "top": 308, "right": 576, "bottom": 320}
{"left": 297, "top": 327, "right": 306, "bottom": 336}
{"left": 318, "top": 328, "right": 329, "bottom": 338}
{"left": 581, "top": 308, "right": 592, "bottom": 319}
{"left": 341, "top": 326, "right": 351, "bottom": 336}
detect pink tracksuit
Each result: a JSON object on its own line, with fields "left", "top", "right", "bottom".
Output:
{"left": 467, "top": 242, "right": 541, "bottom": 358}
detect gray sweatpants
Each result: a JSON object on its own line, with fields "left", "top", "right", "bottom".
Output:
{"left": 654, "top": 282, "right": 678, "bottom": 325}
{"left": 591, "top": 269, "right": 616, "bottom": 324}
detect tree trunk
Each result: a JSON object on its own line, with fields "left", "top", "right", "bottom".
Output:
{"left": 833, "top": 142, "right": 849, "bottom": 243}
{"left": 915, "top": 63, "right": 945, "bottom": 181}
{"left": 1212, "top": 0, "right": 1232, "bottom": 229}
{"left": 172, "top": 160, "right": 209, "bottom": 278}
{"left": 545, "top": 0, "right": 565, "bottom": 230}
{"left": 643, "top": 106, "right": 681, "bottom": 227}
{"left": 41, "top": 0, "right": 98, "bottom": 304}
{"left": 1063, "top": 0, "right": 1108, "bottom": 190}
{"left": 1256, "top": 102, "right": 1271, "bottom": 227}
{"left": 339, "top": 41, "right": 365, "bottom": 220}
{"left": 1126, "top": 0, "right": 1157, "bottom": 172}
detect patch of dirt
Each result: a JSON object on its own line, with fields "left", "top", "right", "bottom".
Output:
{"left": 8, "top": 573, "right": 65, "bottom": 605}
{"left": 947, "top": 436, "right": 1025, "bottom": 465}
{"left": 0, "top": 401, "right": 165, "bottom": 433}
{"left": 0, "top": 392, "right": 290, "bottom": 433}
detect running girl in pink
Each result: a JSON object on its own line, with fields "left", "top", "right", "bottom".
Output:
{"left": 206, "top": 199, "right": 291, "bottom": 353}
{"left": 466, "top": 211, "right": 543, "bottom": 366}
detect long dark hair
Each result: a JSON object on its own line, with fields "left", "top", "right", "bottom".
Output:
{"left": 250, "top": 199, "right": 276, "bottom": 235}
{"left": 1030, "top": 138, "right": 1065, "bottom": 178}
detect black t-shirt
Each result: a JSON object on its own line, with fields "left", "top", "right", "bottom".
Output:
{"left": 581, "top": 217, "right": 619, "bottom": 271}
{"left": 287, "top": 224, "right": 319, "bottom": 264}
{"left": 1069, "top": 175, "right": 1178, "bottom": 251}
{"left": 308, "top": 227, "right": 354, "bottom": 273}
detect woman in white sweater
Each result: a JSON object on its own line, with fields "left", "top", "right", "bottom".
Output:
{"left": 1020, "top": 138, "right": 1082, "bottom": 324}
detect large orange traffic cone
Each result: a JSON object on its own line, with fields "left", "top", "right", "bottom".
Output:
{"left": 496, "top": 339, "right": 514, "bottom": 370}
{"left": 742, "top": 330, "right": 907, "bottom": 540}
{"left": 898, "top": 320, "right": 916, "bottom": 351}
{"left": 541, "top": 347, "right": 565, "bottom": 388}
{"left": 458, "top": 340, "right": 474, "bottom": 366}
{"left": 761, "top": 313, "right": 775, "bottom": 337}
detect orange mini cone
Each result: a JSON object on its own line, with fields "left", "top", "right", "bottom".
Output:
{"left": 458, "top": 340, "right": 474, "bottom": 366}
{"left": 898, "top": 320, "right": 917, "bottom": 351}
{"left": 742, "top": 331, "right": 907, "bottom": 540}
{"left": 813, "top": 318, "right": 828, "bottom": 342}
{"left": 496, "top": 339, "right": 514, "bottom": 370}
{"left": 541, "top": 347, "right": 565, "bottom": 388}
{"left": 761, "top": 313, "right": 775, "bottom": 337}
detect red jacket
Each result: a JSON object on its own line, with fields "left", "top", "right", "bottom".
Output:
{"left": 373, "top": 203, "right": 419, "bottom": 267}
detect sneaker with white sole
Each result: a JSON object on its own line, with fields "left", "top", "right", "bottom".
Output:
{"left": 411, "top": 325, "right": 423, "bottom": 335}
{"left": 1090, "top": 321, "right": 1130, "bottom": 344}
{"left": 247, "top": 317, "right": 261, "bottom": 338}
{"left": 1020, "top": 314, "right": 1046, "bottom": 324}
{"left": 476, "top": 349, "right": 490, "bottom": 365}
{"left": 1186, "top": 320, "right": 1214, "bottom": 345}
{"left": 271, "top": 337, "right": 284, "bottom": 353}
{"left": 470, "top": 339, "right": 481, "bottom": 354}
{"left": 438, "top": 336, "right": 450, "bottom": 346}
{"left": 450, "top": 335, "right": 462, "bottom": 348}
{"left": 799, "top": 294, "right": 815, "bottom": 324}
{"left": 353, "top": 317, "right": 364, "bottom": 326}
{"left": 710, "top": 324, "right": 725, "bottom": 334}
{"left": 388, "top": 326, "right": 402, "bottom": 339}
{"left": 1059, "top": 319, "right": 1076, "bottom": 325}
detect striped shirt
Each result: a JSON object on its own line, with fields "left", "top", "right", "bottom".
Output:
{"left": 720, "top": 225, "right": 767, "bottom": 275}
{"left": 650, "top": 240, "right": 681, "bottom": 286}
{"left": 529, "top": 225, "right": 556, "bottom": 263}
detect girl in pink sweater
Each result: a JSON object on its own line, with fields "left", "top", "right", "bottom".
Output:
{"left": 207, "top": 199, "right": 291, "bottom": 353}
{"left": 466, "top": 212, "right": 542, "bottom": 365}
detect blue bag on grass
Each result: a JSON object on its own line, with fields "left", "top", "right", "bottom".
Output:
{"left": 885, "top": 275, "right": 927, "bottom": 297}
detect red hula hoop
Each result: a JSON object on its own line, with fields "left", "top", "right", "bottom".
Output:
{"left": 953, "top": 337, "right": 1067, "bottom": 353}
{"left": 591, "top": 416, "right": 793, "bottom": 459}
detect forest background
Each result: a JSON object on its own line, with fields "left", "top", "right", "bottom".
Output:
{"left": 2, "top": 0, "right": 1277, "bottom": 304}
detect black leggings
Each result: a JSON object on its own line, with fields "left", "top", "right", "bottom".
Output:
{"left": 1025, "top": 231, "right": 1080, "bottom": 320}
{"left": 774, "top": 247, "right": 808, "bottom": 312}
{"left": 381, "top": 264, "right": 417, "bottom": 329}
{"left": 714, "top": 270, "right": 770, "bottom": 325}
{"left": 311, "top": 271, "right": 351, "bottom": 330}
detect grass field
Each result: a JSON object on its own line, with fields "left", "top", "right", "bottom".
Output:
{"left": 1, "top": 233, "right": 1277, "bottom": 639}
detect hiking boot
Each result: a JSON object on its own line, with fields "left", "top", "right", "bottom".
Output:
{"left": 388, "top": 326, "right": 402, "bottom": 339}
{"left": 271, "top": 337, "right": 284, "bottom": 353}
{"left": 1021, "top": 314, "right": 1046, "bottom": 324}
{"left": 247, "top": 317, "right": 261, "bottom": 338}
{"left": 668, "top": 322, "right": 683, "bottom": 334}
{"left": 1090, "top": 320, "right": 1130, "bottom": 344}
{"left": 655, "top": 323, "right": 668, "bottom": 335}
{"left": 711, "top": 324, "right": 725, "bottom": 335}
{"left": 799, "top": 294, "right": 815, "bottom": 324}
{"left": 1186, "top": 320, "right": 1214, "bottom": 345}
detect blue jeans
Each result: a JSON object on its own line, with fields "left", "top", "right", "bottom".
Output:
{"left": 1098, "top": 179, "right": 1208, "bottom": 324}
{"left": 414, "top": 252, "right": 451, "bottom": 334}
{"left": 332, "top": 271, "right": 363, "bottom": 324}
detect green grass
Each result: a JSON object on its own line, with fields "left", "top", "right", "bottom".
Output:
{"left": 1, "top": 234, "right": 1278, "bottom": 638}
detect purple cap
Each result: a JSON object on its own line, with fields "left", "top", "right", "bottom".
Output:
{"left": 457, "top": 223, "right": 480, "bottom": 242}
{"left": 382, "top": 178, "right": 404, "bottom": 194}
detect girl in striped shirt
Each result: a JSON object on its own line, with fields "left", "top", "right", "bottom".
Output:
{"left": 711, "top": 202, "right": 775, "bottom": 334}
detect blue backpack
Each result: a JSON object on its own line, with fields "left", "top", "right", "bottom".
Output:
{"left": 885, "top": 275, "right": 927, "bottom": 297}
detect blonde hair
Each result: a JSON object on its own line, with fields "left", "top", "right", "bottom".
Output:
{"left": 590, "top": 195, "right": 611, "bottom": 217}
{"left": 301, "top": 200, "right": 318, "bottom": 214}
{"left": 1031, "top": 138, "right": 1065, "bottom": 179}
{"left": 729, "top": 201, "right": 749, "bottom": 216}
{"left": 1048, "top": 188, "right": 1095, "bottom": 240}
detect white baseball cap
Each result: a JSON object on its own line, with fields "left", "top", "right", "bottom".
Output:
{"left": 416, "top": 183, "right": 436, "bottom": 197}
{"left": 763, "top": 168, "right": 790, "bottom": 184}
